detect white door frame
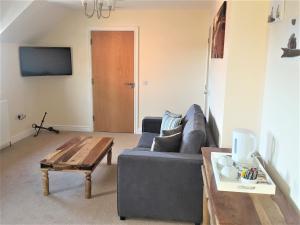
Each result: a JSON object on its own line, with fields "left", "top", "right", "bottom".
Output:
{"left": 204, "top": 26, "right": 212, "bottom": 118}
{"left": 88, "top": 27, "right": 139, "bottom": 133}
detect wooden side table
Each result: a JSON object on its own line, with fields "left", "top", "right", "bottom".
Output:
{"left": 201, "top": 147, "right": 299, "bottom": 225}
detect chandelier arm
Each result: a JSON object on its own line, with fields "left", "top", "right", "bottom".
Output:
{"left": 82, "top": 0, "right": 112, "bottom": 19}
{"left": 97, "top": 1, "right": 103, "bottom": 19}
{"left": 101, "top": 5, "right": 112, "bottom": 19}
{"left": 84, "top": 0, "right": 96, "bottom": 18}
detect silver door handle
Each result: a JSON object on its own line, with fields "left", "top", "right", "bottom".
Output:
{"left": 204, "top": 90, "right": 208, "bottom": 95}
{"left": 125, "top": 82, "right": 135, "bottom": 89}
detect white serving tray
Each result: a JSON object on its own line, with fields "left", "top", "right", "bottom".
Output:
{"left": 211, "top": 152, "right": 276, "bottom": 195}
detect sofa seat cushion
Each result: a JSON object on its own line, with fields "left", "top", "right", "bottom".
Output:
{"left": 137, "top": 132, "right": 159, "bottom": 148}
{"left": 131, "top": 147, "right": 151, "bottom": 151}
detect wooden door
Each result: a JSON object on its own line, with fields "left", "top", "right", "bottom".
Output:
{"left": 91, "top": 31, "right": 134, "bottom": 133}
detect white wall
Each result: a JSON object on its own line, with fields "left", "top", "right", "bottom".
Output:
{"left": 0, "top": 1, "right": 72, "bottom": 43}
{"left": 0, "top": 1, "right": 73, "bottom": 143}
{"left": 259, "top": 0, "right": 300, "bottom": 210}
{"left": 221, "top": 0, "right": 269, "bottom": 146}
{"left": 34, "top": 9, "right": 210, "bottom": 131}
{"left": 0, "top": 0, "right": 33, "bottom": 33}
{"left": 206, "top": 0, "right": 229, "bottom": 144}
{"left": 207, "top": 0, "right": 269, "bottom": 146}
{"left": 0, "top": 43, "right": 39, "bottom": 141}
{"left": 207, "top": 0, "right": 300, "bottom": 210}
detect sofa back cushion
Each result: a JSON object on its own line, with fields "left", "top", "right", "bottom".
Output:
{"left": 180, "top": 105, "right": 207, "bottom": 154}
{"left": 182, "top": 104, "right": 203, "bottom": 125}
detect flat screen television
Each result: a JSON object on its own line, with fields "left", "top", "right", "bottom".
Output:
{"left": 19, "top": 47, "right": 72, "bottom": 76}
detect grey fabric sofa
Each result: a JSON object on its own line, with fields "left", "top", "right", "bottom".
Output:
{"left": 117, "top": 104, "right": 217, "bottom": 225}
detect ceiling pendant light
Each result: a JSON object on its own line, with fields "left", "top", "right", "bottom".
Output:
{"left": 81, "top": 0, "right": 113, "bottom": 19}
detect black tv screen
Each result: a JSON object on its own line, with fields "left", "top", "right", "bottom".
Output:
{"left": 19, "top": 47, "right": 72, "bottom": 76}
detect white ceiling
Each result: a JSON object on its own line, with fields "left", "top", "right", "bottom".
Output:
{"left": 0, "top": 0, "right": 212, "bottom": 43}
{"left": 47, "top": 0, "right": 213, "bottom": 10}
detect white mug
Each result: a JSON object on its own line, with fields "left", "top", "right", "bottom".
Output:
{"left": 217, "top": 156, "right": 233, "bottom": 168}
{"left": 221, "top": 166, "right": 238, "bottom": 180}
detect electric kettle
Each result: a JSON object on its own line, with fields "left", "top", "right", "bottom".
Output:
{"left": 232, "top": 129, "right": 257, "bottom": 165}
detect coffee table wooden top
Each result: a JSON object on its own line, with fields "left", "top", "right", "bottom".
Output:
{"left": 40, "top": 136, "right": 114, "bottom": 171}
{"left": 201, "top": 147, "right": 300, "bottom": 225}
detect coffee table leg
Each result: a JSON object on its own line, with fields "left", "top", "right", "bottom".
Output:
{"left": 41, "top": 169, "right": 49, "bottom": 196}
{"left": 107, "top": 149, "right": 112, "bottom": 165}
{"left": 85, "top": 172, "right": 91, "bottom": 199}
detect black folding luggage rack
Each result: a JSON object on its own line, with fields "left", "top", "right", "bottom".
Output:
{"left": 32, "top": 112, "right": 59, "bottom": 137}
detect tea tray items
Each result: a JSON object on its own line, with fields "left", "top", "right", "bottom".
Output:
{"left": 211, "top": 152, "right": 276, "bottom": 194}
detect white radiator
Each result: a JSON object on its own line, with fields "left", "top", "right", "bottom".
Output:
{"left": 0, "top": 100, "right": 11, "bottom": 149}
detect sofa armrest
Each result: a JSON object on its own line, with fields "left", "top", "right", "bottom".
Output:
{"left": 117, "top": 150, "right": 203, "bottom": 223}
{"left": 142, "top": 117, "right": 162, "bottom": 133}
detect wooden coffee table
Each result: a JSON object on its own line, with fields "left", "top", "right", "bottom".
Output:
{"left": 40, "top": 136, "right": 114, "bottom": 199}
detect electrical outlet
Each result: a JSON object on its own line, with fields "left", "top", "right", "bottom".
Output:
{"left": 17, "top": 113, "right": 26, "bottom": 120}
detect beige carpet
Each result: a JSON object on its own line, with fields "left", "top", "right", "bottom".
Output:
{"left": 0, "top": 131, "right": 190, "bottom": 225}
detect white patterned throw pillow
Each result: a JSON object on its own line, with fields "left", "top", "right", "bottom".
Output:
{"left": 160, "top": 111, "right": 182, "bottom": 135}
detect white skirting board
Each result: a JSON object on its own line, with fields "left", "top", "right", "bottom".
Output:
{"left": 1, "top": 125, "right": 92, "bottom": 150}
{"left": 2, "top": 123, "right": 141, "bottom": 148}
{"left": 11, "top": 129, "right": 34, "bottom": 145}
{"left": 45, "top": 124, "right": 93, "bottom": 132}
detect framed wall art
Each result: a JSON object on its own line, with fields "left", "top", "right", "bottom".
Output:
{"left": 211, "top": 1, "right": 227, "bottom": 58}
{"left": 268, "top": 0, "right": 285, "bottom": 23}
